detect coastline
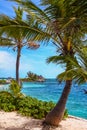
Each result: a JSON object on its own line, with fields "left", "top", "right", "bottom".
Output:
{"left": 0, "top": 111, "right": 87, "bottom": 130}
{"left": 68, "top": 115, "right": 87, "bottom": 122}
{"left": 0, "top": 81, "right": 87, "bottom": 120}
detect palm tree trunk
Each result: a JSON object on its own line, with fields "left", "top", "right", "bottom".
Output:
{"left": 16, "top": 46, "right": 21, "bottom": 85}
{"left": 44, "top": 80, "right": 72, "bottom": 126}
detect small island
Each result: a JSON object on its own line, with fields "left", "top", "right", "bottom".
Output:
{"left": 21, "top": 71, "right": 45, "bottom": 82}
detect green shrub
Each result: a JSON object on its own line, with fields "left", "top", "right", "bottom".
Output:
{"left": 9, "top": 80, "right": 23, "bottom": 98}
{"left": 0, "top": 91, "right": 16, "bottom": 111}
{"left": 0, "top": 91, "right": 68, "bottom": 119}
{"left": 12, "top": 96, "right": 55, "bottom": 119}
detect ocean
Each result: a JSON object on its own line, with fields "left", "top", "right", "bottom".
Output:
{"left": 0, "top": 79, "right": 87, "bottom": 119}
{"left": 21, "top": 79, "right": 87, "bottom": 119}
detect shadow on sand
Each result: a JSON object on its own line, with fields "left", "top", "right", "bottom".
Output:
{"left": 0, "top": 119, "right": 62, "bottom": 130}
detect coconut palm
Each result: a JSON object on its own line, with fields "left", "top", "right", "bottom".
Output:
{"left": 4, "top": 0, "right": 87, "bottom": 126}
{"left": 46, "top": 45, "right": 87, "bottom": 125}
{"left": 0, "top": 7, "right": 40, "bottom": 84}
{"left": 8, "top": 0, "right": 87, "bottom": 126}
{"left": 42, "top": 1, "right": 87, "bottom": 125}
{"left": 57, "top": 46, "right": 87, "bottom": 84}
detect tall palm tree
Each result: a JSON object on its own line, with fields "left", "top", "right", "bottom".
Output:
{"left": 0, "top": 7, "right": 40, "bottom": 84}
{"left": 4, "top": 0, "right": 87, "bottom": 126}
{"left": 41, "top": 0, "right": 87, "bottom": 125}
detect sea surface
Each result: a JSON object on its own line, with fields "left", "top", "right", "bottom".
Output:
{"left": 0, "top": 79, "right": 87, "bottom": 119}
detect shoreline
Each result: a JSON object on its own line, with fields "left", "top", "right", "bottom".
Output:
{"left": 0, "top": 111, "right": 87, "bottom": 130}
{"left": 0, "top": 83, "right": 87, "bottom": 122}
{"left": 68, "top": 115, "right": 87, "bottom": 121}
{"left": 0, "top": 85, "right": 87, "bottom": 120}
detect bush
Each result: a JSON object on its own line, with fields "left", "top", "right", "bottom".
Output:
{"left": 0, "top": 91, "right": 68, "bottom": 119}
{"left": 0, "top": 91, "right": 16, "bottom": 111}
{"left": 9, "top": 80, "right": 24, "bottom": 98}
{"left": 16, "top": 96, "right": 55, "bottom": 119}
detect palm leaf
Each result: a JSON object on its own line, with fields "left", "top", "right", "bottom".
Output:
{"left": 0, "top": 37, "right": 14, "bottom": 47}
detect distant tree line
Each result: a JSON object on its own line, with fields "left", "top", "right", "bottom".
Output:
{"left": 21, "top": 71, "right": 45, "bottom": 82}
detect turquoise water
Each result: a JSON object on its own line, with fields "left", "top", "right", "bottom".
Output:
{"left": 0, "top": 79, "right": 87, "bottom": 119}
{"left": 21, "top": 79, "right": 87, "bottom": 119}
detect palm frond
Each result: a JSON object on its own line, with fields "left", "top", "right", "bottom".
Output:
{"left": 57, "top": 49, "right": 87, "bottom": 84}
{"left": 0, "top": 37, "right": 15, "bottom": 47}
{"left": 9, "top": 0, "right": 50, "bottom": 22}
{"left": 47, "top": 55, "right": 68, "bottom": 66}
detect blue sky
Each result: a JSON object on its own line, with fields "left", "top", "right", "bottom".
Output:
{"left": 0, "top": 0, "right": 63, "bottom": 78}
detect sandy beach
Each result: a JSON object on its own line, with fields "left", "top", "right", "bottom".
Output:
{"left": 0, "top": 111, "right": 87, "bottom": 130}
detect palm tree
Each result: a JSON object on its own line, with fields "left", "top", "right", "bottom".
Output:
{"left": 0, "top": 7, "right": 40, "bottom": 84}
{"left": 57, "top": 46, "right": 87, "bottom": 84}
{"left": 46, "top": 45, "right": 87, "bottom": 125}
{"left": 42, "top": 0, "right": 87, "bottom": 125}
{"left": 4, "top": 0, "right": 87, "bottom": 126}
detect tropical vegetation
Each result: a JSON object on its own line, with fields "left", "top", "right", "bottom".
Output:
{"left": 0, "top": 91, "right": 68, "bottom": 119}
{"left": 0, "top": 80, "right": 68, "bottom": 119}
{"left": 21, "top": 71, "right": 45, "bottom": 82}
{"left": 8, "top": 0, "right": 87, "bottom": 126}
{"left": 0, "top": 7, "right": 40, "bottom": 85}
{"left": 0, "top": 0, "right": 87, "bottom": 126}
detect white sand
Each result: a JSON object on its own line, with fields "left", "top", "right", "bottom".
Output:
{"left": 0, "top": 111, "right": 87, "bottom": 130}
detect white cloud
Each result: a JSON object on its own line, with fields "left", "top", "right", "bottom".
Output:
{"left": 0, "top": 51, "right": 15, "bottom": 71}
{"left": 0, "top": 51, "right": 33, "bottom": 78}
